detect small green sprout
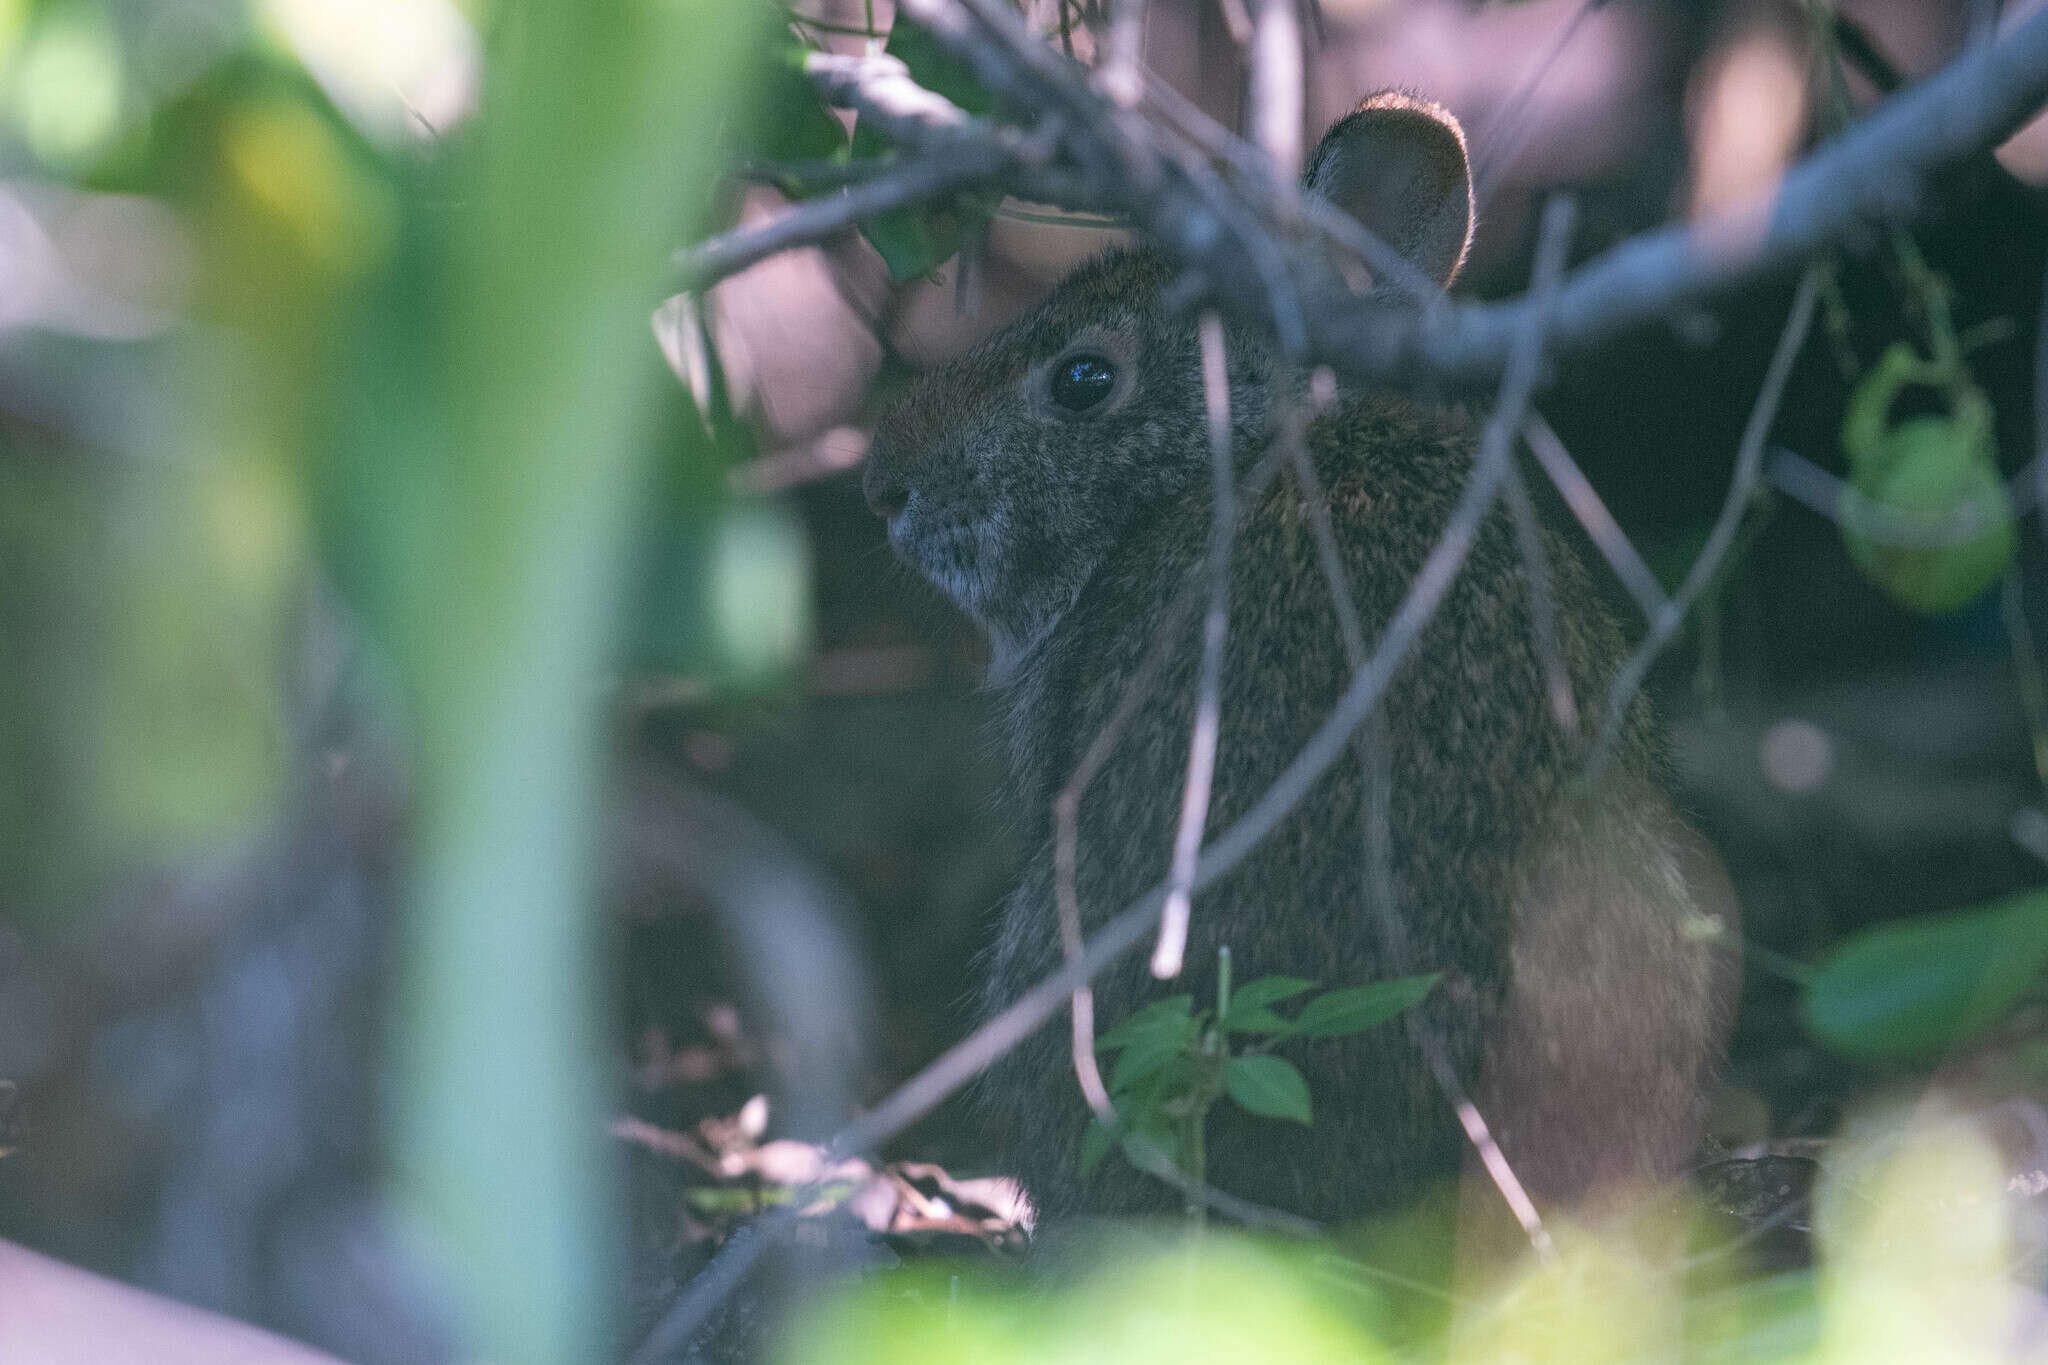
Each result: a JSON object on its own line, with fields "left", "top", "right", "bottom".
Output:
{"left": 1081, "top": 945, "right": 1438, "bottom": 1216}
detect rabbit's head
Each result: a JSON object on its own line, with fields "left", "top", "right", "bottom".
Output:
{"left": 863, "top": 91, "right": 1474, "bottom": 675}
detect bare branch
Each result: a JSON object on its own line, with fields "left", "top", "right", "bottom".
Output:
{"left": 1503, "top": 466, "right": 1581, "bottom": 735}
{"left": 1281, "top": 366, "right": 1561, "bottom": 1260}
{"left": 1468, "top": 0, "right": 1600, "bottom": 210}
{"left": 1188, "top": 196, "right": 1572, "bottom": 889}
{"left": 1521, "top": 412, "right": 1672, "bottom": 623}
{"left": 1373, "top": 10, "right": 2048, "bottom": 384}
{"left": 884, "top": 0, "right": 2048, "bottom": 387}
{"left": 686, "top": 4, "right": 2048, "bottom": 383}
{"left": 1588, "top": 267, "right": 1822, "bottom": 777}
{"left": 1152, "top": 311, "right": 1237, "bottom": 980}
{"left": 1053, "top": 443, "right": 1297, "bottom": 1139}
{"left": 805, "top": 49, "right": 980, "bottom": 142}
{"left": 674, "top": 155, "right": 995, "bottom": 288}
{"left": 1768, "top": 447, "right": 2037, "bottom": 546}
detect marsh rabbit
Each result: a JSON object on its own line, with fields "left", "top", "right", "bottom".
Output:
{"left": 863, "top": 93, "right": 1738, "bottom": 1222}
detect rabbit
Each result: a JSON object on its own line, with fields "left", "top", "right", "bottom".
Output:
{"left": 861, "top": 91, "right": 1739, "bottom": 1223}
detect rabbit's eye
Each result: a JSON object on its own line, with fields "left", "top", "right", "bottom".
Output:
{"left": 1051, "top": 353, "right": 1117, "bottom": 413}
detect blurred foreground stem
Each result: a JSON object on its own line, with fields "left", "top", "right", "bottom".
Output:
{"left": 388, "top": 4, "right": 766, "bottom": 1362}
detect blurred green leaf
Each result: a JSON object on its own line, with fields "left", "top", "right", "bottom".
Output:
{"left": 14, "top": 7, "right": 124, "bottom": 171}
{"left": 1224, "top": 1055, "right": 1312, "bottom": 1125}
{"left": 1803, "top": 889, "right": 2048, "bottom": 1061}
{"left": 372, "top": 3, "right": 780, "bottom": 1362}
{"left": 1290, "top": 975, "right": 1438, "bottom": 1038}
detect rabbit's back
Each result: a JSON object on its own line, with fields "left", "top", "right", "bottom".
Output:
{"left": 977, "top": 390, "right": 1733, "bottom": 1220}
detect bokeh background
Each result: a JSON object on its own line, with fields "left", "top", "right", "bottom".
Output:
{"left": 0, "top": 1, "right": 2044, "bottom": 1361}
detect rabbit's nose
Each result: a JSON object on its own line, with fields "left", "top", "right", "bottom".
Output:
{"left": 863, "top": 465, "right": 909, "bottom": 521}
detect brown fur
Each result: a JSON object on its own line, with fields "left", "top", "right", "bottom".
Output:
{"left": 863, "top": 96, "right": 1738, "bottom": 1222}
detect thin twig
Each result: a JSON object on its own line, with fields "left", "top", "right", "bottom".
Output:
{"left": 1587, "top": 267, "right": 1821, "bottom": 779}
{"left": 1766, "top": 446, "right": 2037, "bottom": 545}
{"left": 1279, "top": 365, "right": 1561, "bottom": 1258}
{"left": 1140, "top": 70, "right": 1442, "bottom": 304}
{"left": 1116, "top": 1132, "right": 1325, "bottom": 1234}
{"left": 1377, "top": 199, "right": 1579, "bottom": 1265}
{"left": 1279, "top": 392, "right": 1363, "bottom": 661}
{"left": 904, "top": 0, "right": 2048, "bottom": 387}
{"left": 1521, "top": 412, "right": 1671, "bottom": 623}
{"left": 1185, "top": 197, "right": 1572, "bottom": 892}
{"left": 1468, "top": 0, "right": 1600, "bottom": 210}
{"left": 1055, "top": 446, "right": 1296, "bottom": 1124}
{"left": 674, "top": 156, "right": 995, "bottom": 287}
{"left": 823, "top": 192, "right": 1560, "bottom": 1159}
{"left": 1504, "top": 465, "right": 1580, "bottom": 734}
{"left": 1153, "top": 312, "right": 1238, "bottom": 980}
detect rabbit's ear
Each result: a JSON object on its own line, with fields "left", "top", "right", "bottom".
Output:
{"left": 1304, "top": 91, "right": 1474, "bottom": 290}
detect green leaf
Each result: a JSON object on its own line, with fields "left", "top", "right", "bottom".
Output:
{"left": 1221, "top": 1005, "right": 1293, "bottom": 1034}
{"left": 1096, "top": 995, "right": 1193, "bottom": 1052}
{"left": 1229, "top": 976, "right": 1318, "bottom": 1010}
{"left": 857, "top": 208, "right": 958, "bottom": 282}
{"left": 740, "top": 42, "right": 849, "bottom": 167}
{"left": 1079, "top": 1115, "right": 1119, "bottom": 1177}
{"left": 1120, "top": 1119, "right": 1185, "bottom": 1178}
{"left": 1290, "top": 974, "right": 1440, "bottom": 1038}
{"left": 1803, "top": 889, "right": 2048, "bottom": 1062}
{"left": 1110, "top": 1026, "right": 1194, "bottom": 1094}
{"left": 849, "top": 12, "right": 997, "bottom": 280}
{"left": 1224, "top": 1056, "right": 1312, "bottom": 1125}
{"left": 876, "top": 15, "right": 997, "bottom": 117}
